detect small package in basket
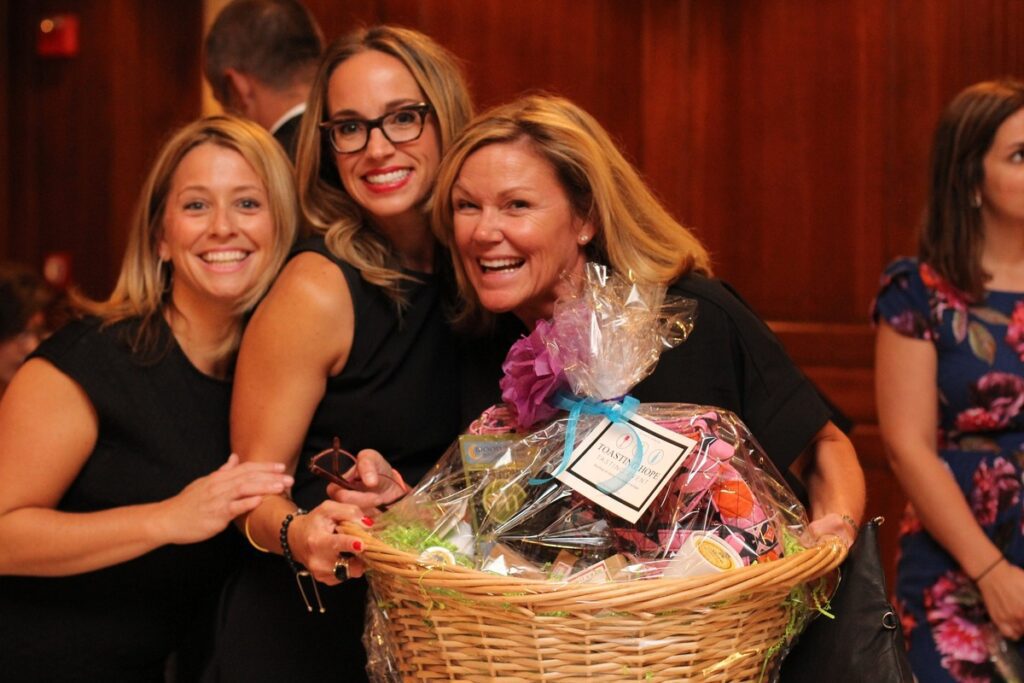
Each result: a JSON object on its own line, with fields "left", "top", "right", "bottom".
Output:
{"left": 357, "top": 264, "right": 843, "bottom": 682}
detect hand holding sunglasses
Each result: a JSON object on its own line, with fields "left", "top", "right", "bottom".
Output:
{"left": 309, "top": 437, "right": 409, "bottom": 513}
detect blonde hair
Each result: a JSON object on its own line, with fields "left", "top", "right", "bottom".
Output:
{"left": 294, "top": 25, "right": 472, "bottom": 306}
{"left": 432, "top": 93, "right": 711, "bottom": 330}
{"left": 79, "top": 115, "right": 299, "bottom": 361}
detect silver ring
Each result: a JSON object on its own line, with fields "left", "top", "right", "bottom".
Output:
{"left": 333, "top": 558, "right": 349, "bottom": 582}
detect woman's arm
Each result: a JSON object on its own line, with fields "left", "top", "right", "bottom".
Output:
{"left": 876, "top": 321, "right": 1024, "bottom": 638}
{"left": 0, "top": 359, "right": 291, "bottom": 576}
{"left": 231, "top": 253, "right": 369, "bottom": 583}
{"left": 792, "top": 420, "right": 866, "bottom": 548}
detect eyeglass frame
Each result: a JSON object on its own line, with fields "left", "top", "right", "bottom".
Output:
{"left": 307, "top": 437, "right": 405, "bottom": 511}
{"left": 318, "top": 103, "right": 434, "bottom": 154}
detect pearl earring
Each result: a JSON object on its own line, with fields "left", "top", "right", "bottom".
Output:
{"left": 579, "top": 234, "right": 590, "bottom": 244}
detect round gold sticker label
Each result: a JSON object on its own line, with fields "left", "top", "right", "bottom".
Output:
{"left": 696, "top": 537, "right": 738, "bottom": 571}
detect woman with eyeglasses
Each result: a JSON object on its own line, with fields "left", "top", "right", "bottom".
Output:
{"left": 210, "top": 26, "right": 475, "bottom": 682}
{"left": 0, "top": 116, "right": 298, "bottom": 682}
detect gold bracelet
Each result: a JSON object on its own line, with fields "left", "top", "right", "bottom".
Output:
{"left": 243, "top": 513, "right": 271, "bottom": 553}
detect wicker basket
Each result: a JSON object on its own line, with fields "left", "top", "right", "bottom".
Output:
{"left": 345, "top": 524, "right": 847, "bottom": 682}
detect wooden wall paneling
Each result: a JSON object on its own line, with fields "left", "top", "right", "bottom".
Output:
{"left": 8, "top": 0, "right": 116, "bottom": 295}
{"left": 640, "top": 0, "right": 906, "bottom": 575}
{"left": 303, "top": 1, "right": 646, "bottom": 162}
{"left": 302, "top": 0, "right": 381, "bottom": 44}
{"left": 847, "top": 0, "right": 891, "bottom": 319}
{"left": 694, "top": 2, "right": 890, "bottom": 324}
{"left": 384, "top": 0, "right": 647, "bottom": 163}
{"left": 882, "top": 0, "right": 964, "bottom": 270}
{"left": 883, "top": 0, "right": 1024, "bottom": 271}
{"left": 1, "top": 1, "right": 9, "bottom": 259}
{"left": 644, "top": 1, "right": 890, "bottom": 326}
{"left": 641, "top": 0, "right": 728, "bottom": 262}
{"left": 106, "top": 0, "right": 203, "bottom": 272}
{"left": 851, "top": 426, "right": 905, "bottom": 581}
{"left": 6, "top": 0, "right": 203, "bottom": 298}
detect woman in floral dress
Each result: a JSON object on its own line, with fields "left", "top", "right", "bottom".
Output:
{"left": 874, "top": 79, "right": 1024, "bottom": 681}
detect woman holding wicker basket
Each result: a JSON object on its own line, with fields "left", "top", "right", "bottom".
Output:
{"left": 339, "top": 93, "right": 865, "bottom": 548}
{"left": 329, "top": 93, "right": 865, "bottom": 681}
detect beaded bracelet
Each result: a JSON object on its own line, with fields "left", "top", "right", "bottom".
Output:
{"left": 971, "top": 555, "right": 1005, "bottom": 584}
{"left": 280, "top": 509, "right": 325, "bottom": 614}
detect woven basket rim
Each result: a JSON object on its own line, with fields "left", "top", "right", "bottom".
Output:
{"left": 342, "top": 522, "right": 847, "bottom": 608}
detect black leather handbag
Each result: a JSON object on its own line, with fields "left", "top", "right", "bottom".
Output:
{"left": 780, "top": 517, "right": 914, "bottom": 682}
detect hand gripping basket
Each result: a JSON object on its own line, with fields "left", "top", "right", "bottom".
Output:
{"left": 345, "top": 524, "right": 846, "bottom": 682}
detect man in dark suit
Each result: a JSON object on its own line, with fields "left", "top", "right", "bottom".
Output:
{"left": 204, "top": 0, "right": 323, "bottom": 160}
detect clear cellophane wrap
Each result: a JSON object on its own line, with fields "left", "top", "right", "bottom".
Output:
{"left": 363, "top": 264, "right": 826, "bottom": 681}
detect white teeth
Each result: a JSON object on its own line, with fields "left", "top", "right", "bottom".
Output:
{"left": 366, "top": 169, "right": 411, "bottom": 185}
{"left": 479, "top": 258, "right": 524, "bottom": 272}
{"left": 201, "top": 250, "right": 248, "bottom": 263}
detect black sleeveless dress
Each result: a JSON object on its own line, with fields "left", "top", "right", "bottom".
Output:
{"left": 0, "top": 316, "right": 240, "bottom": 683}
{"left": 211, "top": 236, "right": 463, "bottom": 683}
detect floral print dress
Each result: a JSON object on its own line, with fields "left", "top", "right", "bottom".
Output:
{"left": 873, "top": 257, "right": 1024, "bottom": 682}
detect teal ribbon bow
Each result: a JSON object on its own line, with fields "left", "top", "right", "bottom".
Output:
{"left": 529, "top": 391, "right": 643, "bottom": 493}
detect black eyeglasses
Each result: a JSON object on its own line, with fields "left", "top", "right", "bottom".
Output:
{"left": 319, "top": 103, "right": 433, "bottom": 154}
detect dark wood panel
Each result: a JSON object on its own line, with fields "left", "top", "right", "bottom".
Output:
{"left": 771, "top": 321, "right": 875, "bottom": 369}
{"left": 301, "top": 0, "right": 380, "bottom": 42}
{"left": 640, "top": 0, "right": 725, "bottom": 256}
{"left": 6, "top": 0, "right": 202, "bottom": 298}
{"left": 0, "top": 1, "right": 9, "bottom": 259}
{"left": 306, "top": 0, "right": 645, "bottom": 162}
{"left": 883, "top": 0, "right": 1024, "bottom": 264}
{"left": 8, "top": 0, "right": 114, "bottom": 294}
{"left": 106, "top": 1, "right": 204, "bottom": 271}
{"left": 398, "top": 0, "right": 646, "bottom": 165}
{"left": 852, "top": 426, "right": 906, "bottom": 582}
{"left": 642, "top": 0, "right": 890, "bottom": 325}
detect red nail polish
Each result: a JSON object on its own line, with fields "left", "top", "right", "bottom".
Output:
{"left": 353, "top": 540, "right": 364, "bottom": 552}
{"left": 361, "top": 516, "right": 374, "bottom": 527}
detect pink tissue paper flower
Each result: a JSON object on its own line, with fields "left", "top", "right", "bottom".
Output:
{"left": 499, "top": 319, "right": 568, "bottom": 429}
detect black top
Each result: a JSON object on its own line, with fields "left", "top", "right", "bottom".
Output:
{"left": 632, "top": 275, "right": 832, "bottom": 474}
{"left": 0, "top": 316, "right": 240, "bottom": 683}
{"left": 290, "top": 236, "right": 462, "bottom": 508}
{"left": 211, "top": 236, "right": 465, "bottom": 683}
{"left": 463, "top": 273, "right": 834, "bottom": 477}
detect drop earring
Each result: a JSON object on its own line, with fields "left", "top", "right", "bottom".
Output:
{"left": 971, "top": 190, "right": 983, "bottom": 209}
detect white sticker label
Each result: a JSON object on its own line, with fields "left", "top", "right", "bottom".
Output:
{"left": 555, "top": 413, "right": 696, "bottom": 523}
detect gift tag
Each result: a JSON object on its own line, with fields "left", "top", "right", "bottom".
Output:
{"left": 555, "top": 414, "right": 696, "bottom": 523}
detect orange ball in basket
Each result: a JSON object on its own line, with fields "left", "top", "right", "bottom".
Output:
{"left": 711, "top": 479, "right": 755, "bottom": 522}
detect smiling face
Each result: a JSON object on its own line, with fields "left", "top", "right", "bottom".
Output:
{"left": 981, "top": 106, "right": 1024, "bottom": 228}
{"left": 326, "top": 49, "right": 441, "bottom": 231}
{"left": 159, "top": 143, "right": 275, "bottom": 313}
{"left": 452, "top": 139, "right": 594, "bottom": 328}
